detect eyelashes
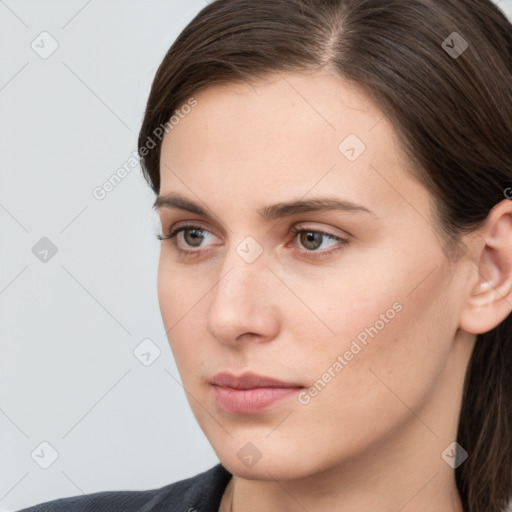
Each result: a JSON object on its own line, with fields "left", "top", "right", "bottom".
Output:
{"left": 156, "top": 223, "right": 350, "bottom": 260}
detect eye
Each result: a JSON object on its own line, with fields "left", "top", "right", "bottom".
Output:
{"left": 156, "top": 224, "right": 217, "bottom": 256}
{"left": 289, "top": 226, "right": 349, "bottom": 259}
{"left": 156, "top": 223, "right": 349, "bottom": 259}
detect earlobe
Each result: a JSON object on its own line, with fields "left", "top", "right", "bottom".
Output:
{"left": 459, "top": 199, "right": 512, "bottom": 335}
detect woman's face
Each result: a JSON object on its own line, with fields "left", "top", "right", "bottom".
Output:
{"left": 156, "top": 70, "right": 476, "bottom": 480}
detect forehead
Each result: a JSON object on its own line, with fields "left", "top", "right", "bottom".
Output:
{"left": 158, "top": 70, "right": 429, "bottom": 222}
{"left": 167, "top": 70, "right": 379, "bottom": 145}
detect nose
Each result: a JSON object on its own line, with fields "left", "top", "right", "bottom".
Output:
{"left": 206, "top": 245, "right": 280, "bottom": 347}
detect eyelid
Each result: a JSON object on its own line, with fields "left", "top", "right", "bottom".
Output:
{"left": 291, "top": 222, "right": 351, "bottom": 240}
{"left": 162, "top": 219, "right": 349, "bottom": 238}
{"left": 159, "top": 216, "right": 218, "bottom": 234}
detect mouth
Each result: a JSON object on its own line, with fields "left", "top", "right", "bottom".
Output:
{"left": 210, "top": 371, "right": 304, "bottom": 414}
{"left": 210, "top": 371, "right": 303, "bottom": 389}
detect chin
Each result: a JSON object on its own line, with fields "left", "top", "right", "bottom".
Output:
{"left": 216, "top": 445, "right": 317, "bottom": 481}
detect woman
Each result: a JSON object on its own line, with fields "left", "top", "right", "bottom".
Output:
{"left": 19, "top": 0, "right": 512, "bottom": 511}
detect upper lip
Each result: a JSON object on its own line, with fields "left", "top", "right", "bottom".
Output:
{"left": 210, "top": 371, "right": 304, "bottom": 389}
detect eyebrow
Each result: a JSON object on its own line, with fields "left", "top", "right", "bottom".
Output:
{"left": 153, "top": 192, "right": 376, "bottom": 220}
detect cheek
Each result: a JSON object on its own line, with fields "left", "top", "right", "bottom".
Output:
{"left": 293, "top": 252, "right": 452, "bottom": 440}
{"left": 157, "top": 262, "right": 175, "bottom": 331}
{"left": 157, "top": 253, "right": 201, "bottom": 328}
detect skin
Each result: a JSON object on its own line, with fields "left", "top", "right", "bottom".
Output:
{"left": 155, "top": 69, "right": 512, "bottom": 512}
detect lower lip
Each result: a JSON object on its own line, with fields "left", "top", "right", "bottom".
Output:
{"left": 212, "top": 385, "right": 303, "bottom": 414}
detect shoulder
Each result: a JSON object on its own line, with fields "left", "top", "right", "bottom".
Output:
{"left": 17, "top": 463, "right": 232, "bottom": 512}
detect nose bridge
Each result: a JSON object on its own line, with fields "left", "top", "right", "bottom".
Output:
{"left": 206, "top": 236, "right": 279, "bottom": 343}
{"left": 213, "top": 238, "right": 268, "bottom": 310}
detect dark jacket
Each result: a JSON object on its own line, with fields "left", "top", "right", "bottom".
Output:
{"left": 17, "top": 463, "right": 232, "bottom": 512}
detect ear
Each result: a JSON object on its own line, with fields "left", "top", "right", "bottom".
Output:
{"left": 459, "top": 199, "right": 512, "bottom": 335}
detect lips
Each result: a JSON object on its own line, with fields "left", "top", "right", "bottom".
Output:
{"left": 210, "top": 371, "right": 303, "bottom": 389}
{"left": 210, "top": 371, "right": 304, "bottom": 414}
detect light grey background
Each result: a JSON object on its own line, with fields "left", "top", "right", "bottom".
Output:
{"left": 2, "top": 1, "right": 512, "bottom": 510}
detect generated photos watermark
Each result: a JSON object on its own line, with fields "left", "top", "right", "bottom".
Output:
{"left": 298, "top": 301, "right": 403, "bottom": 405}
{"left": 92, "top": 97, "right": 198, "bottom": 201}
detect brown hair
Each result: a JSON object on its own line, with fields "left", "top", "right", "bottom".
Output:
{"left": 137, "top": 1, "right": 512, "bottom": 510}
